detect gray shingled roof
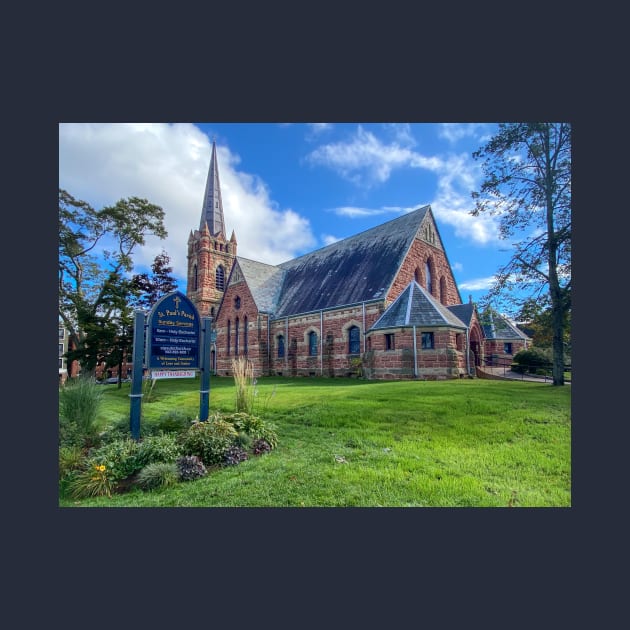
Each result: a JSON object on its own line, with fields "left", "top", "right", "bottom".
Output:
{"left": 273, "top": 206, "right": 431, "bottom": 317}
{"left": 369, "top": 281, "right": 467, "bottom": 331}
{"left": 448, "top": 303, "right": 475, "bottom": 327}
{"left": 481, "top": 311, "right": 530, "bottom": 340}
{"left": 234, "top": 257, "right": 286, "bottom": 313}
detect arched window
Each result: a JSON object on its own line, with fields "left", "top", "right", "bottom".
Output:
{"left": 277, "top": 335, "right": 285, "bottom": 358}
{"left": 414, "top": 267, "right": 421, "bottom": 284}
{"left": 425, "top": 261, "right": 433, "bottom": 295}
{"left": 234, "top": 317, "right": 239, "bottom": 356}
{"left": 308, "top": 331, "right": 318, "bottom": 356}
{"left": 216, "top": 265, "right": 225, "bottom": 290}
{"left": 244, "top": 316, "right": 248, "bottom": 355}
{"left": 227, "top": 320, "right": 231, "bottom": 355}
{"left": 192, "top": 264, "right": 198, "bottom": 291}
{"left": 348, "top": 325, "right": 360, "bottom": 355}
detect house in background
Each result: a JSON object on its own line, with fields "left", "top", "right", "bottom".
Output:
{"left": 59, "top": 325, "right": 80, "bottom": 384}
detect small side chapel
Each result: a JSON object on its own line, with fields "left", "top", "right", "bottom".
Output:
{"left": 186, "top": 140, "right": 529, "bottom": 380}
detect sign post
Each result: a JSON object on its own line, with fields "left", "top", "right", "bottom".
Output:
{"left": 199, "top": 317, "right": 212, "bottom": 421}
{"left": 129, "top": 309, "right": 146, "bottom": 441}
{"left": 129, "top": 291, "right": 202, "bottom": 439}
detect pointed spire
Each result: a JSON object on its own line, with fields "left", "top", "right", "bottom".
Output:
{"left": 200, "top": 139, "right": 226, "bottom": 236}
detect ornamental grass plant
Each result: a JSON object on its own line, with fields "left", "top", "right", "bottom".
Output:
{"left": 232, "top": 357, "right": 256, "bottom": 413}
{"left": 59, "top": 376, "right": 104, "bottom": 448}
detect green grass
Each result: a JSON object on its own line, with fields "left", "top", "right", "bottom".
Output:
{"left": 59, "top": 376, "right": 571, "bottom": 508}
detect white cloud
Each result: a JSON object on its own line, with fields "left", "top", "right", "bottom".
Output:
{"left": 322, "top": 234, "right": 341, "bottom": 246}
{"left": 382, "top": 123, "right": 416, "bottom": 146}
{"left": 307, "top": 123, "right": 333, "bottom": 134}
{"left": 58, "top": 123, "right": 316, "bottom": 287}
{"left": 428, "top": 153, "right": 503, "bottom": 246}
{"left": 438, "top": 123, "right": 491, "bottom": 144}
{"left": 332, "top": 206, "right": 396, "bottom": 218}
{"left": 306, "top": 125, "right": 504, "bottom": 247}
{"left": 306, "top": 125, "right": 441, "bottom": 186}
{"left": 458, "top": 276, "right": 497, "bottom": 291}
{"left": 452, "top": 262, "right": 464, "bottom": 272}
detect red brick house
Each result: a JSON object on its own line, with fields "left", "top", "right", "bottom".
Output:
{"left": 186, "top": 140, "right": 528, "bottom": 380}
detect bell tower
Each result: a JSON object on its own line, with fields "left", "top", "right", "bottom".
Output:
{"left": 187, "top": 139, "right": 237, "bottom": 318}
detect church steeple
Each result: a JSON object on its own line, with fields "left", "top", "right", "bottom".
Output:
{"left": 200, "top": 138, "right": 225, "bottom": 236}
{"left": 188, "top": 136, "right": 236, "bottom": 319}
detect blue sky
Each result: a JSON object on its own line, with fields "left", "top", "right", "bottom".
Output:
{"left": 59, "top": 122, "right": 515, "bottom": 305}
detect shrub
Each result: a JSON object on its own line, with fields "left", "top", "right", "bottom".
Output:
{"left": 179, "top": 419, "right": 238, "bottom": 466}
{"left": 68, "top": 462, "right": 115, "bottom": 498}
{"left": 153, "top": 410, "right": 194, "bottom": 435}
{"left": 223, "top": 445, "right": 249, "bottom": 466}
{"left": 512, "top": 348, "right": 552, "bottom": 374}
{"left": 99, "top": 416, "right": 134, "bottom": 443}
{"left": 177, "top": 455, "right": 207, "bottom": 481}
{"left": 135, "top": 433, "right": 183, "bottom": 468}
{"left": 59, "top": 377, "right": 104, "bottom": 448}
{"left": 136, "top": 462, "right": 180, "bottom": 491}
{"left": 87, "top": 438, "right": 141, "bottom": 484}
{"left": 251, "top": 438, "right": 272, "bottom": 455}
{"left": 227, "top": 412, "right": 278, "bottom": 449}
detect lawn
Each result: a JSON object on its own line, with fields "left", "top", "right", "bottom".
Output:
{"left": 59, "top": 376, "right": 571, "bottom": 508}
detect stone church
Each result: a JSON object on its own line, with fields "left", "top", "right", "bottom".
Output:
{"left": 186, "top": 140, "right": 529, "bottom": 379}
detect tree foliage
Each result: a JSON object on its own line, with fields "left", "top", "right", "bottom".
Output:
{"left": 471, "top": 123, "right": 571, "bottom": 385}
{"left": 130, "top": 250, "right": 178, "bottom": 311}
{"left": 59, "top": 189, "right": 167, "bottom": 377}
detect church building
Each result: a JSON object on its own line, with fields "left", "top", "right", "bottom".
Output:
{"left": 186, "top": 140, "right": 529, "bottom": 380}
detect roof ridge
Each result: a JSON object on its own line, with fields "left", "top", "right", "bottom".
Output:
{"left": 278, "top": 205, "right": 430, "bottom": 268}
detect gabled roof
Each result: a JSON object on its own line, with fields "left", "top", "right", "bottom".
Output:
{"left": 369, "top": 281, "right": 467, "bottom": 331}
{"left": 232, "top": 257, "right": 286, "bottom": 314}
{"left": 273, "top": 206, "right": 431, "bottom": 317}
{"left": 481, "top": 311, "right": 530, "bottom": 341}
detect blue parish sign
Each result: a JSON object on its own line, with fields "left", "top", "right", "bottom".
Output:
{"left": 146, "top": 291, "right": 200, "bottom": 370}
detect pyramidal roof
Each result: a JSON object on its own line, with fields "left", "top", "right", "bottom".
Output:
{"left": 369, "top": 281, "right": 467, "bottom": 331}
{"left": 480, "top": 310, "right": 530, "bottom": 341}
{"left": 199, "top": 139, "right": 226, "bottom": 236}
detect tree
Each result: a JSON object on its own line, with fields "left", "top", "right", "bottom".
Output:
{"left": 516, "top": 296, "right": 571, "bottom": 356}
{"left": 130, "top": 250, "right": 178, "bottom": 311}
{"left": 59, "top": 189, "right": 167, "bottom": 377}
{"left": 471, "top": 123, "right": 571, "bottom": 386}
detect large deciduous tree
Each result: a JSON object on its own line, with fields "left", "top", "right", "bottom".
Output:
{"left": 471, "top": 123, "right": 571, "bottom": 386}
{"left": 59, "top": 189, "right": 167, "bottom": 377}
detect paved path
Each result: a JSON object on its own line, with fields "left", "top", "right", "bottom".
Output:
{"left": 477, "top": 366, "right": 571, "bottom": 384}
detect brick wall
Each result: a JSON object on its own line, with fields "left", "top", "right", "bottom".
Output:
{"left": 388, "top": 238, "right": 461, "bottom": 305}
{"left": 187, "top": 225, "right": 236, "bottom": 318}
{"left": 364, "top": 326, "right": 466, "bottom": 380}
{"left": 483, "top": 339, "right": 528, "bottom": 366}
{"left": 214, "top": 298, "right": 388, "bottom": 378}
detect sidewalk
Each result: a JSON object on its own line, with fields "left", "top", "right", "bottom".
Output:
{"left": 476, "top": 366, "right": 571, "bottom": 384}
